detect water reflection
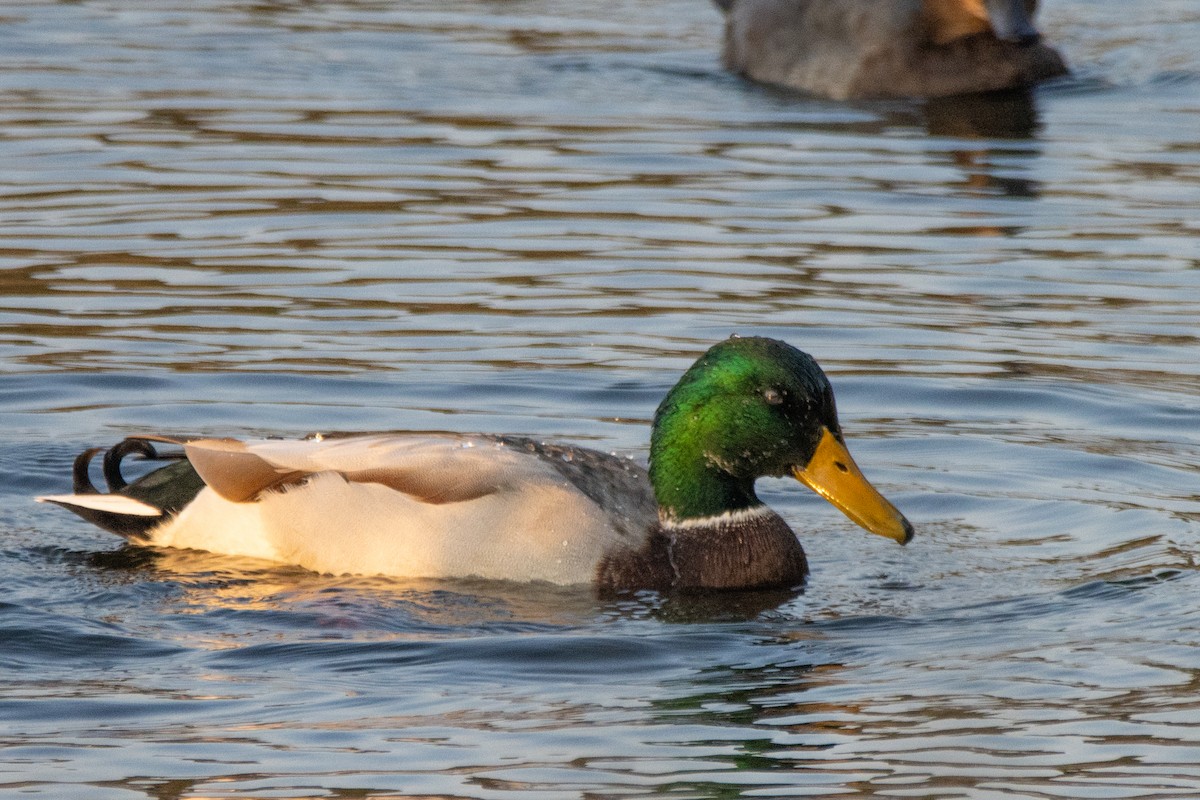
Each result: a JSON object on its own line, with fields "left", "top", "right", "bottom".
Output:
{"left": 923, "top": 87, "right": 1044, "bottom": 140}
{"left": 84, "top": 546, "right": 607, "bottom": 633}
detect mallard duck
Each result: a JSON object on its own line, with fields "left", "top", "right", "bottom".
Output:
{"left": 37, "top": 337, "right": 912, "bottom": 591}
{"left": 716, "top": 0, "right": 1067, "bottom": 99}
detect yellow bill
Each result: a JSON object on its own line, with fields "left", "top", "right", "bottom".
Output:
{"left": 793, "top": 427, "right": 913, "bottom": 544}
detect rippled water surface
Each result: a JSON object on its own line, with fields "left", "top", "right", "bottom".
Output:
{"left": 3, "top": 0, "right": 1200, "bottom": 797}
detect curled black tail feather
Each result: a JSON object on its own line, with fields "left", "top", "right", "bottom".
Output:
{"left": 72, "top": 448, "right": 106, "bottom": 494}
{"left": 104, "top": 438, "right": 187, "bottom": 491}
{"left": 54, "top": 437, "right": 205, "bottom": 539}
{"left": 103, "top": 438, "right": 161, "bottom": 490}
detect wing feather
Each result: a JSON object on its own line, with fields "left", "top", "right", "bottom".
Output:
{"left": 183, "top": 434, "right": 557, "bottom": 504}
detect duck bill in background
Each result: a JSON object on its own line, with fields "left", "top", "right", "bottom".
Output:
{"left": 793, "top": 427, "right": 914, "bottom": 544}
{"left": 984, "top": 0, "right": 1041, "bottom": 43}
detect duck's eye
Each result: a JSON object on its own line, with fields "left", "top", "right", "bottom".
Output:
{"left": 762, "top": 388, "right": 784, "bottom": 406}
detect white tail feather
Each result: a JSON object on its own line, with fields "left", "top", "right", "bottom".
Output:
{"left": 36, "top": 494, "right": 162, "bottom": 517}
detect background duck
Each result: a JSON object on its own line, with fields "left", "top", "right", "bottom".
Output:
{"left": 38, "top": 337, "right": 913, "bottom": 592}
{"left": 716, "top": 0, "right": 1067, "bottom": 99}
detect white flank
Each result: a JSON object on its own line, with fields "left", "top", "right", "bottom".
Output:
{"left": 36, "top": 494, "right": 162, "bottom": 517}
{"left": 151, "top": 470, "right": 631, "bottom": 583}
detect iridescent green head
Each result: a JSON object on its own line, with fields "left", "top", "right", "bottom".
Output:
{"left": 648, "top": 336, "right": 912, "bottom": 544}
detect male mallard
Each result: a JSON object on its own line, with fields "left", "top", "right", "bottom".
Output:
{"left": 38, "top": 337, "right": 912, "bottom": 591}
{"left": 716, "top": 0, "right": 1067, "bottom": 99}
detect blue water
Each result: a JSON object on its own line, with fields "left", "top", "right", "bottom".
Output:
{"left": 2, "top": 0, "right": 1200, "bottom": 797}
